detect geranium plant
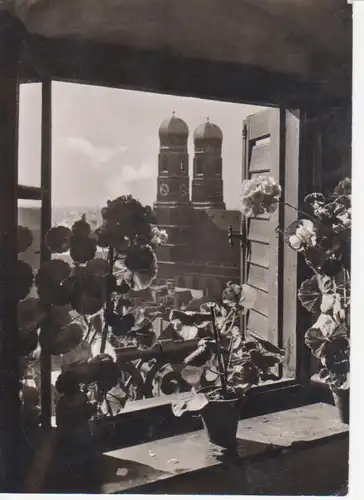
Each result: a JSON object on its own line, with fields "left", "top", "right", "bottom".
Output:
{"left": 16, "top": 195, "right": 168, "bottom": 433}
{"left": 241, "top": 175, "right": 351, "bottom": 421}
{"left": 170, "top": 282, "right": 284, "bottom": 447}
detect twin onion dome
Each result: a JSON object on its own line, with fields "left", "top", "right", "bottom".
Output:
{"left": 159, "top": 114, "right": 222, "bottom": 142}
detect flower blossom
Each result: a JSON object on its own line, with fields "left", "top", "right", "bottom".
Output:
{"left": 150, "top": 226, "right": 168, "bottom": 247}
{"left": 287, "top": 219, "right": 317, "bottom": 251}
{"left": 222, "top": 282, "right": 257, "bottom": 313}
{"left": 241, "top": 176, "right": 281, "bottom": 218}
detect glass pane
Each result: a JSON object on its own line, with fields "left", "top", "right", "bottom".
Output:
{"left": 18, "top": 83, "right": 42, "bottom": 188}
{"left": 18, "top": 201, "right": 42, "bottom": 426}
{"left": 18, "top": 200, "right": 60, "bottom": 426}
{"left": 18, "top": 199, "right": 41, "bottom": 288}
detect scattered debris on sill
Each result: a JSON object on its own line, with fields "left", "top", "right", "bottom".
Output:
{"left": 116, "top": 468, "right": 129, "bottom": 477}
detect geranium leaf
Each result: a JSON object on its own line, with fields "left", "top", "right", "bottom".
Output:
{"left": 314, "top": 313, "right": 338, "bottom": 337}
{"left": 304, "top": 326, "right": 326, "bottom": 358}
{"left": 200, "top": 302, "right": 223, "bottom": 315}
{"left": 239, "top": 284, "right": 257, "bottom": 311}
{"left": 304, "top": 247, "right": 326, "bottom": 273}
{"left": 260, "top": 371, "right": 281, "bottom": 381}
{"left": 184, "top": 342, "right": 212, "bottom": 367}
{"left": 250, "top": 350, "right": 282, "bottom": 368}
{"left": 61, "top": 339, "right": 92, "bottom": 370}
{"left": 123, "top": 245, "right": 157, "bottom": 290}
{"left": 330, "top": 323, "right": 349, "bottom": 341}
{"left": 91, "top": 314, "right": 103, "bottom": 334}
{"left": 334, "top": 178, "right": 351, "bottom": 196}
{"left": 134, "top": 321, "right": 157, "bottom": 349}
{"left": 320, "top": 293, "right": 337, "bottom": 313}
{"left": 231, "top": 334, "right": 244, "bottom": 352}
{"left": 45, "top": 226, "right": 72, "bottom": 253}
{"left": 91, "top": 339, "right": 117, "bottom": 361}
{"left": 204, "top": 367, "right": 219, "bottom": 383}
{"left": 169, "top": 309, "right": 212, "bottom": 327}
{"left": 177, "top": 324, "right": 199, "bottom": 340}
{"left": 180, "top": 365, "right": 204, "bottom": 385}
{"left": 17, "top": 260, "right": 34, "bottom": 301}
{"left": 112, "top": 314, "right": 136, "bottom": 337}
{"left": 48, "top": 322, "right": 85, "bottom": 355}
{"left": 172, "top": 393, "right": 209, "bottom": 416}
{"left": 247, "top": 331, "right": 284, "bottom": 355}
{"left": 18, "top": 225, "right": 34, "bottom": 253}
{"left": 304, "top": 193, "right": 325, "bottom": 210}
{"left": 298, "top": 275, "right": 333, "bottom": 313}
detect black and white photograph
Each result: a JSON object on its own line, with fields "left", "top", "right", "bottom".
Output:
{"left": 0, "top": 0, "right": 355, "bottom": 495}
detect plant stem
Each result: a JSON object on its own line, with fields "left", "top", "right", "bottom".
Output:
{"left": 282, "top": 201, "right": 316, "bottom": 221}
{"left": 220, "top": 309, "right": 234, "bottom": 335}
{"left": 210, "top": 306, "right": 228, "bottom": 396}
{"left": 105, "top": 397, "right": 114, "bottom": 417}
{"left": 83, "top": 317, "right": 93, "bottom": 342}
{"left": 100, "top": 246, "right": 115, "bottom": 354}
{"left": 124, "top": 359, "right": 144, "bottom": 392}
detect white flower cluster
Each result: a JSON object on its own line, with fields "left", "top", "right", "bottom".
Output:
{"left": 241, "top": 176, "right": 281, "bottom": 218}
{"left": 150, "top": 226, "right": 168, "bottom": 247}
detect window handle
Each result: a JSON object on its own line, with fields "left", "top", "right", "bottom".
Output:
{"left": 228, "top": 221, "right": 246, "bottom": 249}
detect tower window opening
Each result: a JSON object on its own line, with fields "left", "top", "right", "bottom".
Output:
{"left": 195, "top": 157, "right": 203, "bottom": 176}
{"left": 161, "top": 156, "right": 168, "bottom": 172}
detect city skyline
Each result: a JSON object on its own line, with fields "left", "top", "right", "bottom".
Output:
{"left": 18, "top": 82, "right": 266, "bottom": 210}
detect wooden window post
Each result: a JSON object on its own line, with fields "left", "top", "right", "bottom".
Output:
{"left": 0, "top": 11, "right": 26, "bottom": 492}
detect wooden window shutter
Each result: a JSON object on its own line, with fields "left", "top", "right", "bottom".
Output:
{"left": 242, "top": 108, "right": 281, "bottom": 349}
{"left": 242, "top": 109, "right": 300, "bottom": 379}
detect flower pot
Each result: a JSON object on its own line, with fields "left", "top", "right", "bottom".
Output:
{"left": 198, "top": 388, "right": 244, "bottom": 448}
{"left": 331, "top": 388, "right": 349, "bottom": 424}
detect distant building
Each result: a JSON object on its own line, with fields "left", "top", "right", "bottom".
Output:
{"left": 18, "top": 116, "right": 241, "bottom": 303}
{"left": 153, "top": 114, "right": 241, "bottom": 299}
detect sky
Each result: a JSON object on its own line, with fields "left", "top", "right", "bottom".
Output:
{"left": 18, "top": 82, "right": 266, "bottom": 210}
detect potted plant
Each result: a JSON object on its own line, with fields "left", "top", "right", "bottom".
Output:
{"left": 44, "top": 196, "right": 169, "bottom": 428}
{"left": 14, "top": 196, "right": 169, "bottom": 442}
{"left": 170, "top": 282, "right": 284, "bottom": 449}
{"left": 240, "top": 175, "right": 351, "bottom": 424}
{"left": 11, "top": 196, "right": 170, "bottom": 491}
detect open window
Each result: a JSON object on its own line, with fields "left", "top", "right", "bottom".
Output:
{"left": 2, "top": 58, "right": 351, "bottom": 457}
{"left": 14, "top": 78, "right": 315, "bottom": 437}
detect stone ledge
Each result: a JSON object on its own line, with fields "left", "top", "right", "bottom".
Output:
{"left": 100, "top": 402, "right": 349, "bottom": 494}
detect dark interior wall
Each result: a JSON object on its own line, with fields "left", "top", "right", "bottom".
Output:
{"left": 305, "top": 105, "right": 352, "bottom": 193}
{"left": 321, "top": 106, "right": 352, "bottom": 188}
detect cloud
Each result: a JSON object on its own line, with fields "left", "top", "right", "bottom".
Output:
{"left": 56, "top": 137, "right": 128, "bottom": 165}
{"left": 105, "top": 162, "right": 156, "bottom": 202}
{"left": 120, "top": 162, "right": 155, "bottom": 183}
{"left": 52, "top": 134, "right": 156, "bottom": 206}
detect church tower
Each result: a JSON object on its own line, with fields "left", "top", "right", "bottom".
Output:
{"left": 153, "top": 114, "right": 193, "bottom": 281}
{"left": 192, "top": 119, "right": 225, "bottom": 209}
{"left": 155, "top": 113, "right": 190, "bottom": 207}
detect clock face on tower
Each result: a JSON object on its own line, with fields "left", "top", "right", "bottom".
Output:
{"left": 160, "top": 183, "right": 170, "bottom": 196}
{"left": 180, "top": 184, "right": 188, "bottom": 198}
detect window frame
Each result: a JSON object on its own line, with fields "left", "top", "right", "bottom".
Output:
{"left": 31, "top": 83, "right": 313, "bottom": 433}
{"left": 14, "top": 36, "right": 351, "bottom": 442}
{"left": 14, "top": 79, "right": 53, "bottom": 428}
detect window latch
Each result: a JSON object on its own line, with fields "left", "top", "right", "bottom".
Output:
{"left": 228, "top": 221, "right": 245, "bottom": 249}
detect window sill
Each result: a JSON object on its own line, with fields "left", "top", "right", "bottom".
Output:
{"left": 100, "top": 402, "right": 348, "bottom": 494}
{"left": 60, "top": 380, "right": 314, "bottom": 452}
